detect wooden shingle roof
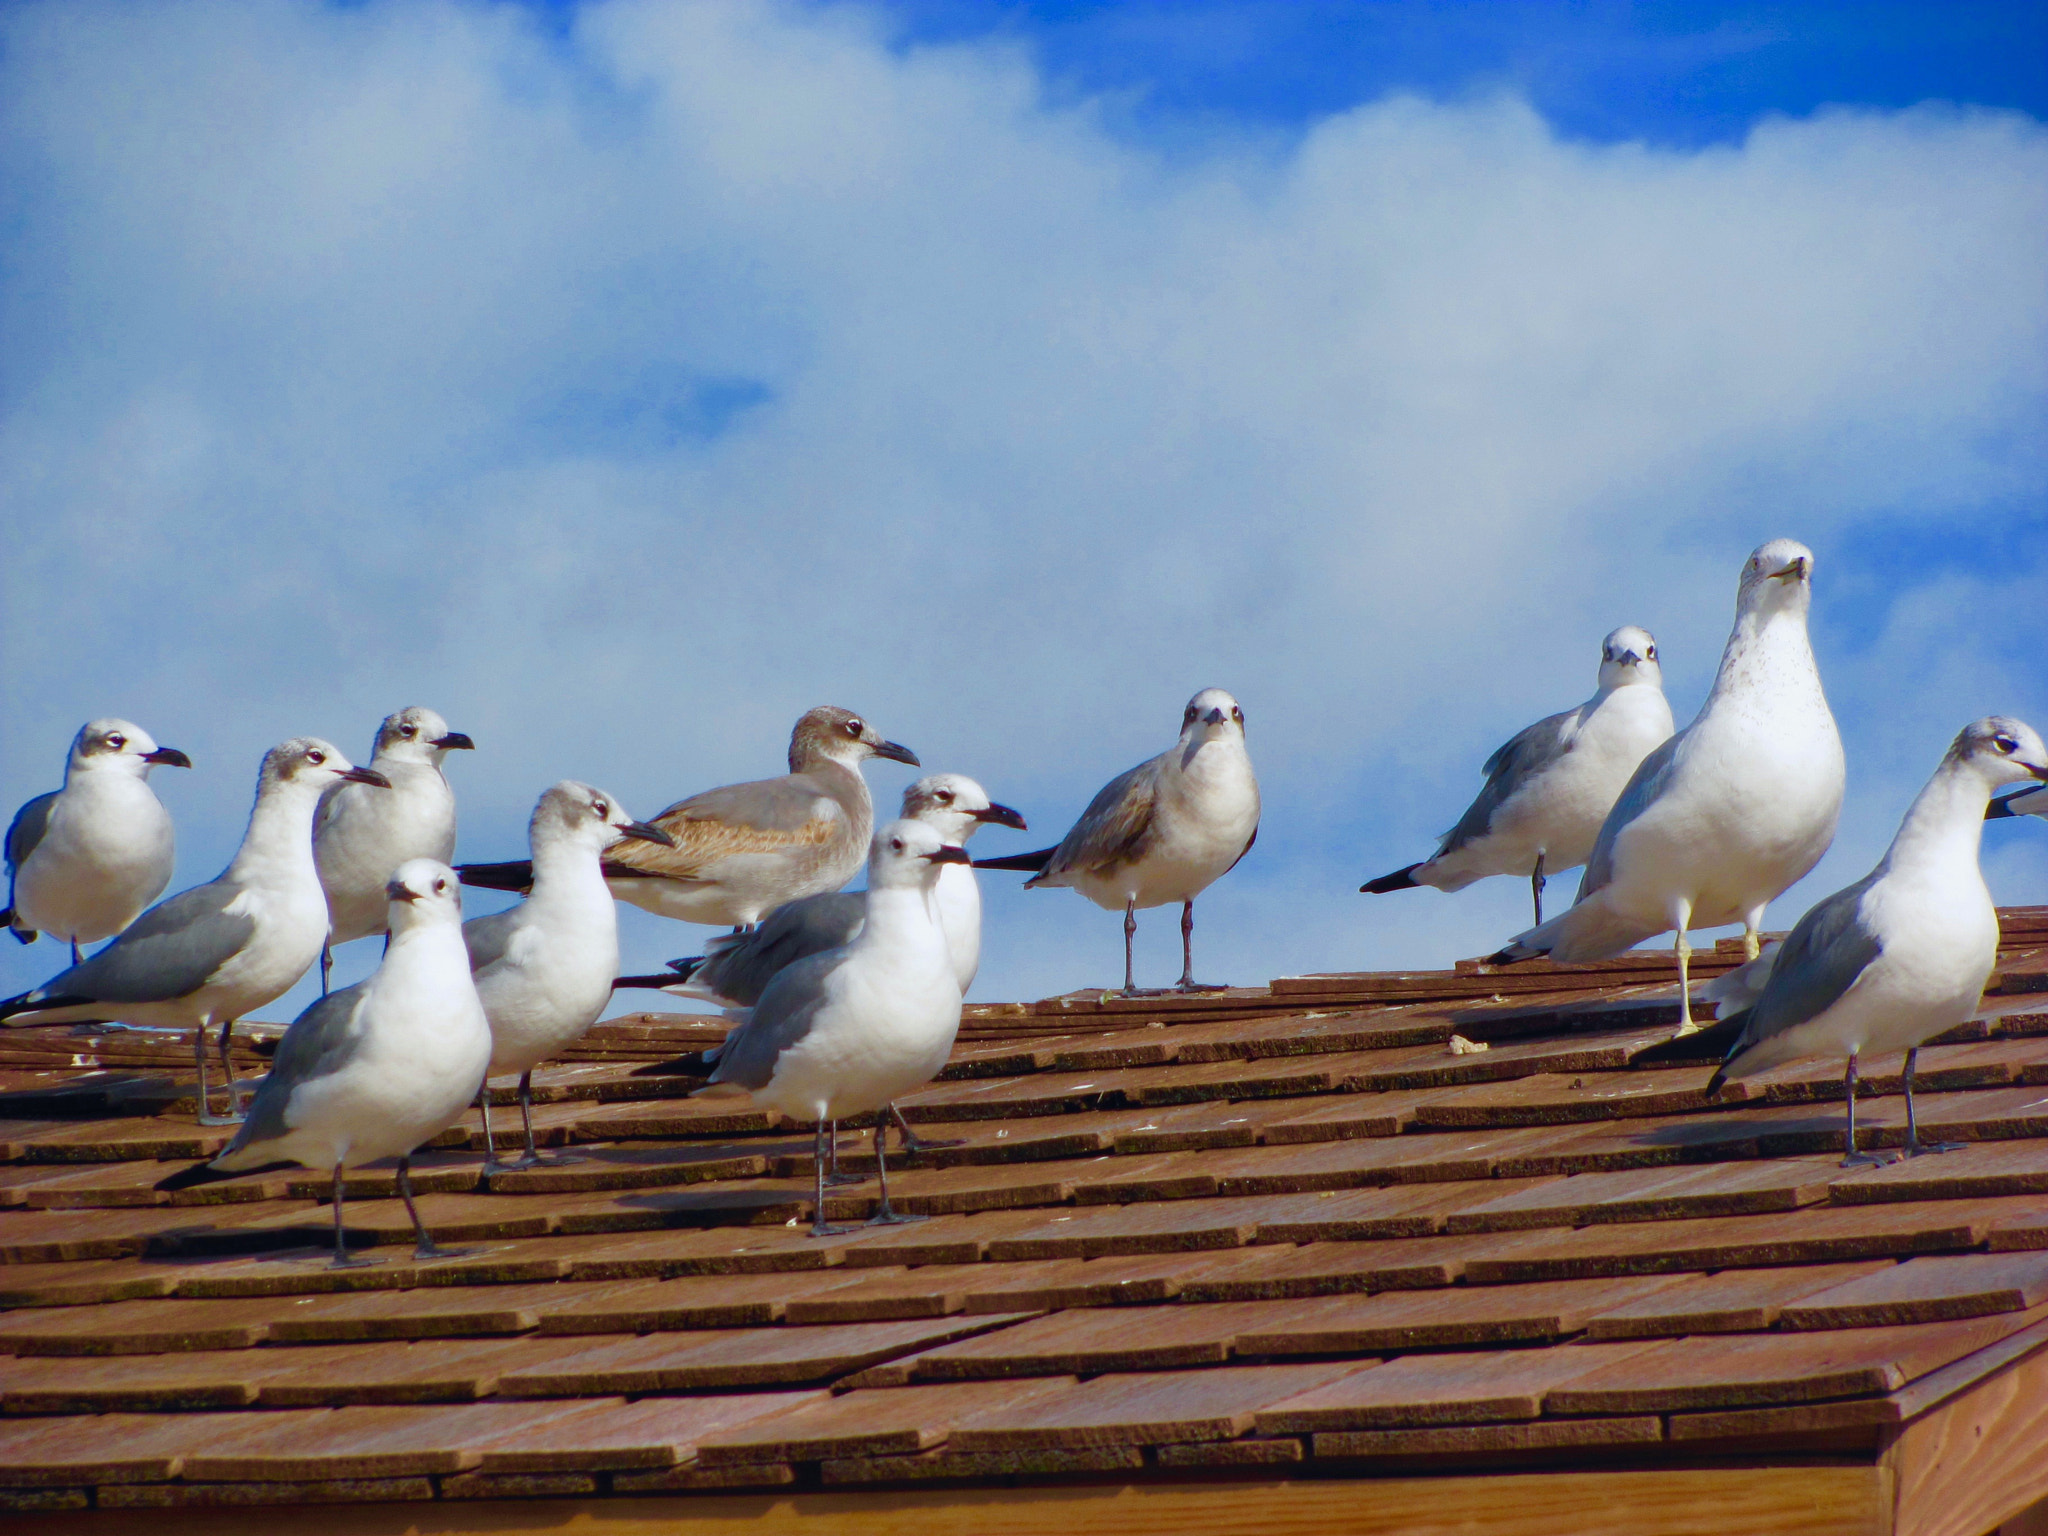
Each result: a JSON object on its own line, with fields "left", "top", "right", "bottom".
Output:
{"left": 4, "top": 911, "right": 2048, "bottom": 1536}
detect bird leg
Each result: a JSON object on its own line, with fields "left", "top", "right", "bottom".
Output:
{"left": 1120, "top": 898, "right": 1140, "bottom": 995}
{"left": 888, "top": 1103, "right": 962, "bottom": 1160}
{"left": 864, "top": 1122, "right": 924, "bottom": 1228}
{"left": 821, "top": 1119, "right": 862, "bottom": 1185}
{"left": 70, "top": 939, "right": 82, "bottom": 967}
{"left": 809, "top": 1121, "right": 857, "bottom": 1238}
{"left": 397, "top": 1155, "right": 465, "bottom": 1261}
{"left": 478, "top": 1083, "right": 513, "bottom": 1178}
{"left": 192, "top": 1020, "right": 240, "bottom": 1127}
{"left": 1901, "top": 1047, "right": 1963, "bottom": 1156}
{"left": 1742, "top": 928, "right": 1762, "bottom": 962}
{"left": 1531, "top": 853, "right": 1546, "bottom": 929}
{"left": 328, "top": 1163, "right": 374, "bottom": 1269}
{"left": 216, "top": 1020, "right": 246, "bottom": 1120}
{"left": 319, "top": 941, "right": 332, "bottom": 997}
{"left": 1669, "top": 906, "right": 1698, "bottom": 1037}
{"left": 1839, "top": 1053, "right": 1891, "bottom": 1168}
{"left": 1173, "top": 900, "right": 1227, "bottom": 993}
{"left": 499, "top": 1071, "right": 577, "bottom": 1171}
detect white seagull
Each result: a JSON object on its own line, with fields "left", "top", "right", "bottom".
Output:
{"left": 0, "top": 739, "right": 389, "bottom": 1123}
{"left": 1363, "top": 627, "right": 1673, "bottom": 926}
{"left": 156, "top": 858, "right": 493, "bottom": 1265}
{"left": 458, "top": 706, "right": 917, "bottom": 930}
{"left": 315, "top": 706, "right": 473, "bottom": 991}
{"left": 978, "top": 688, "right": 1259, "bottom": 996}
{"left": 464, "top": 782, "right": 673, "bottom": 1172}
{"left": 4, "top": 719, "right": 191, "bottom": 963}
{"left": 1489, "top": 540, "right": 1845, "bottom": 1034}
{"left": 698, "top": 819, "right": 969, "bottom": 1235}
{"left": 1641, "top": 718, "right": 2048, "bottom": 1165}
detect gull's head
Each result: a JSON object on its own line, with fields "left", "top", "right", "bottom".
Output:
{"left": 791, "top": 705, "right": 920, "bottom": 771}
{"left": 264, "top": 738, "right": 389, "bottom": 794}
{"left": 1598, "top": 626, "right": 1662, "bottom": 691}
{"left": 1950, "top": 717, "right": 2048, "bottom": 790}
{"left": 1737, "top": 539, "right": 1816, "bottom": 616}
{"left": 868, "top": 817, "right": 971, "bottom": 889}
{"left": 383, "top": 857, "right": 463, "bottom": 928}
{"left": 373, "top": 706, "right": 474, "bottom": 768}
{"left": 69, "top": 718, "right": 190, "bottom": 778}
{"left": 534, "top": 780, "right": 675, "bottom": 851}
{"left": 901, "top": 773, "right": 1027, "bottom": 843}
{"left": 1180, "top": 688, "right": 1246, "bottom": 743}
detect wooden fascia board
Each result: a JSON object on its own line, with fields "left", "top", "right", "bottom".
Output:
{"left": 1890, "top": 1319, "right": 2048, "bottom": 1536}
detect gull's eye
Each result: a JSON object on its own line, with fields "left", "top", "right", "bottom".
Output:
{"left": 434, "top": 878, "right": 447, "bottom": 894}
{"left": 307, "top": 749, "right": 326, "bottom": 765}
{"left": 845, "top": 719, "right": 864, "bottom": 737}
{"left": 936, "top": 790, "right": 953, "bottom": 803}
{"left": 1232, "top": 706, "right": 1243, "bottom": 722}
{"left": 1646, "top": 645, "right": 1657, "bottom": 660}
{"left": 890, "top": 838, "right": 903, "bottom": 852}
{"left": 593, "top": 800, "right": 609, "bottom": 819}
{"left": 1994, "top": 733, "right": 2018, "bottom": 754}
{"left": 106, "top": 734, "right": 126, "bottom": 750}
{"left": 399, "top": 724, "right": 416, "bottom": 737}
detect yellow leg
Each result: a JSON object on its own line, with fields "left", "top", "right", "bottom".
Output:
{"left": 1743, "top": 927, "right": 1762, "bottom": 961}
{"left": 1671, "top": 909, "right": 1697, "bottom": 1037}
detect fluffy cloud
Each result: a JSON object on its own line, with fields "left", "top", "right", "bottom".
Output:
{"left": 2, "top": 0, "right": 2043, "bottom": 1013}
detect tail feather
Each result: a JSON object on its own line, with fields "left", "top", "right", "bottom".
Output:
{"left": 1986, "top": 793, "right": 2023, "bottom": 820}
{"left": 599, "top": 861, "right": 664, "bottom": 881}
{"left": 155, "top": 1158, "right": 295, "bottom": 1193}
{"left": 972, "top": 846, "right": 1058, "bottom": 873}
{"left": 1635, "top": 1009, "right": 1751, "bottom": 1072}
{"left": 612, "top": 975, "right": 682, "bottom": 991}
{"left": 455, "top": 860, "right": 535, "bottom": 894}
{"left": 665, "top": 956, "right": 705, "bottom": 981}
{"left": 632, "top": 1052, "right": 716, "bottom": 1077}
{"left": 1, "top": 992, "right": 95, "bottom": 1024}
{"left": 1361, "top": 863, "right": 1423, "bottom": 895}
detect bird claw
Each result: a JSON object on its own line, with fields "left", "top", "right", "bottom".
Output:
{"left": 1902, "top": 1139, "right": 1965, "bottom": 1158}
{"left": 327, "top": 1249, "right": 381, "bottom": 1271}
{"left": 1174, "top": 979, "right": 1229, "bottom": 993}
{"left": 822, "top": 1169, "right": 867, "bottom": 1187}
{"left": 413, "top": 1243, "right": 472, "bottom": 1262}
{"left": 194, "top": 1109, "right": 246, "bottom": 1127}
{"left": 1838, "top": 1150, "right": 1895, "bottom": 1169}
{"left": 807, "top": 1220, "right": 862, "bottom": 1239}
{"left": 864, "top": 1208, "right": 927, "bottom": 1228}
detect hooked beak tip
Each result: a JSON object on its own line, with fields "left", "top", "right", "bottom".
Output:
{"left": 433, "top": 732, "right": 476, "bottom": 751}
{"left": 873, "top": 740, "right": 921, "bottom": 768}
{"left": 973, "top": 803, "right": 1028, "bottom": 831}
{"left": 620, "top": 819, "right": 676, "bottom": 846}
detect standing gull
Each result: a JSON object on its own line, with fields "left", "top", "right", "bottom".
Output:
{"left": 5, "top": 719, "right": 191, "bottom": 963}
{"left": 315, "top": 706, "right": 474, "bottom": 991}
{"left": 1363, "top": 627, "right": 1673, "bottom": 926}
{"left": 1640, "top": 718, "right": 2048, "bottom": 1164}
{"left": 1488, "top": 541, "right": 1845, "bottom": 1034}
{"left": 156, "top": 859, "right": 493, "bottom": 1265}
{"left": 698, "top": 820, "right": 968, "bottom": 1234}
{"left": 0, "top": 739, "right": 389, "bottom": 1124}
{"left": 465, "top": 782, "right": 673, "bottom": 1172}
{"left": 459, "top": 706, "right": 917, "bottom": 929}
{"left": 978, "top": 688, "right": 1258, "bottom": 996}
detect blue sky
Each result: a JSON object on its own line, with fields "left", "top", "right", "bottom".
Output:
{"left": 2, "top": 0, "right": 2044, "bottom": 1018}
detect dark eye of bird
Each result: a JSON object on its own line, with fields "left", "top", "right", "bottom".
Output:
{"left": 308, "top": 750, "right": 325, "bottom": 764}
{"left": 1995, "top": 734, "right": 2017, "bottom": 753}
{"left": 846, "top": 720, "right": 863, "bottom": 735}
{"left": 594, "top": 802, "right": 608, "bottom": 818}
{"left": 400, "top": 725, "right": 415, "bottom": 736}
{"left": 107, "top": 735, "right": 125, "bottom": 749}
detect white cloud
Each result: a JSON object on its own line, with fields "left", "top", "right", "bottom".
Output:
{"left": 1, "top": 0, "right": 2043, "bottom": 1015}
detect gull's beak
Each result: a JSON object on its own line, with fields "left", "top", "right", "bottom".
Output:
{"left": 384, "top": 879, "right": 421, "bottom": 904}
{"left": 971, "top": 802, "right": 1028, "bottom": 830}
{"left": 343, "top": 766, "right": 392, "bottom": 788}
{"left": 872, "top": 739, "right": 921, "bottom": 767}
{"left": 432, "top": 732, "right": 476, "bottom": 751}
{"left": 1616, "top": 650, "right": 1641, "bottom": 666}
{"left": 143, "top": 747, "right": 192, "bottom": 768}
{"left": 2026, "top": 763, "right": 2048, "bottom": 783}
{"left": 924, "top": 844, "right": 973, "bottom": 865}
{"left": 1204, "top": 708, "right": 1227, "bottom": 726}
{"left": 619, "top": 819, "right": 676, "bottom": 846}
{"left": 1770, "top": 556, "right": 1811, "bottom": 583}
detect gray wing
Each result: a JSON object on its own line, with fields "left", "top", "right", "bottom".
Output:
{"left": 5, "top": 792, "right": 57, "bottom": 881}
{"left": 1731, "top": 872, "right": 1884, "bottom": 1051}
{"left": 1041, "top": 756, "right": 1162, "bottom": 879}
{"left": 706, "top": 950, "right": 840, "bottom": 1092}
{"left": 229, "top": 984, "right": 370, "bottom": 1152}
{"left": 697, "top": 892, "right": 866, "bottom": 1007}
{"left": 462, "top": 906, "right": 520, "bottom": 973}
{"left": 51, "top": 881, "right": 257, "bottom": 1004}
{"left": 1575, "top": 732, "right": 1683, "bottom": 902}
{"left": 1437, "top": 706, "right": 1582, "bottom": 856}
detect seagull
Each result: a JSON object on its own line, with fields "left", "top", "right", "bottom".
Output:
{"left": 459, "top": 706, "right": 917, "bottom": 929}
{"left": 464, "top": 782, "right": 673, "bottom": 1172}
{"left": 1488, "top": 540, "right": 1844, "bottom": 1035}
{"left": 155, "top": 859, "right": 493, "bottom": 1266}
{"left": 1639, "top": 718, "right": 2048, "bottom": 1165}
{"left": 977, "top": 688, "right": 1259, "bottom": 996}
{"left": 1987, "top": 783, "right": 2048, "bottom": 822}
{"left": 0, "top": 739, "right": 389, "bottom": 1124}
{"left": 697, "top": 819, "right": 968, "bottom": 1236}
{"left": 623, "top": 772, "right": 1022, "bottom": 1166}
{"left": 4, "top": 719, "right": 191, "bottom": 963}
{"left": 315, "top": 707, "right": 473, "bottom": 992}
{"left": 1362, "top": 627, "right": 1673, "bottom": 927}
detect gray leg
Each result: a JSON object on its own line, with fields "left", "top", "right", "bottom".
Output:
{"left": 216, "top": 1020, "right": 245, "bottom": 1120}
{"left": 1173, "top": 899, "right": 1226, "bottom": 992}
{"left": 478, "top": 1084, "right": 511, "bottom": 1177}
{"left": 865, "top": 1121, "right": 924, "bottom": 1227}
{"left": 70, "top": 938, "right": 82, "bottom": 967}
{"left": 1901, "top": 1047, "right": 1963, "bottom": 1156}
{"left": 1839, "top": 1052, "right": 1890, "bottom": 1168}
{"left": 193, "top": 1020, "right": 239, "bottom": 1127}
{"left": 822, "top": 1119, "right": 862, "bottom": 1186}
{"left": 329, "top": 1163, "right": 372, "bottom": 1269}
{"left": 1531, "top": 852, "right": 1546, "bottom": 928}
{"left": 397, "top": 1154, "right": 462, "bottom": 1260}
{"left": 889, "top": 1102, "right": 961, "bottom": 1159}
{"left": 809, "top": 1120, "right": 855, "bottom": 1238}
{"left": 319, "top": 941, "right": 332, "bottom": 996}
{"left": 1121, "top": 898, "right": 1139, "bottom": 995}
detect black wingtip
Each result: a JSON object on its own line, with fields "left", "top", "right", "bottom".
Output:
{"left": 632, "top": 1053, "right": 715, "bottom": 1077}
{"left": 1482, "top": 946, "right": 1533, "bottom": 967}
{"left": 1634, "top": 1010, "right": 1750, "bottom": 1066}
{"left": 971, "top": 846, "right": 1059, "bottom": 873}
{"left": 1361, "top": 863, "right": 1423, "bottom": 895}
{"left": 0, "top": 992, "right": 95, "bottom": 1024}
{"left": 1986, "top": 794, "right": 2020, "bottom": 821}
{"left": 665, "top": 956, "right": 705, "bottom": 981}
{"left": 612, "top": 974, "right": 681, "bottom": 991}
{"left": 455, "top": 861, "right": 536, "bottom": 894}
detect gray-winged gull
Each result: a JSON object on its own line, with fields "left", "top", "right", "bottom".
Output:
{"left": 1489, "top": 540, "right": 1844, "bottom": 1035}
{"left": 156, "top": 858, "right": 492, "bottom": 1264}
{"left": 4, "top": 719, "right": 191, "bottom": 963}
{"left": 464, "top": 782, "right": 672, "bottom": 1173}
{"left": 315, "top": 706, "right": 473, "bottom": 992}
{"left": 1363, "top": 627, "right": 1673, "bottom": 926}
{"left": 0, "top": 738, "right": 389, "bottom": 1123}
{"left": 697, "top": 819, "right": 969, "bottom": 1236}
{"left": 977, "top": 688, "right": 1259, "bottom": 996}
{"left": 1640, "top": 717, "right": 2048, "bottom": 1164}
{"left": 459, "top": 706, "right": 917, "bottom": 930}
